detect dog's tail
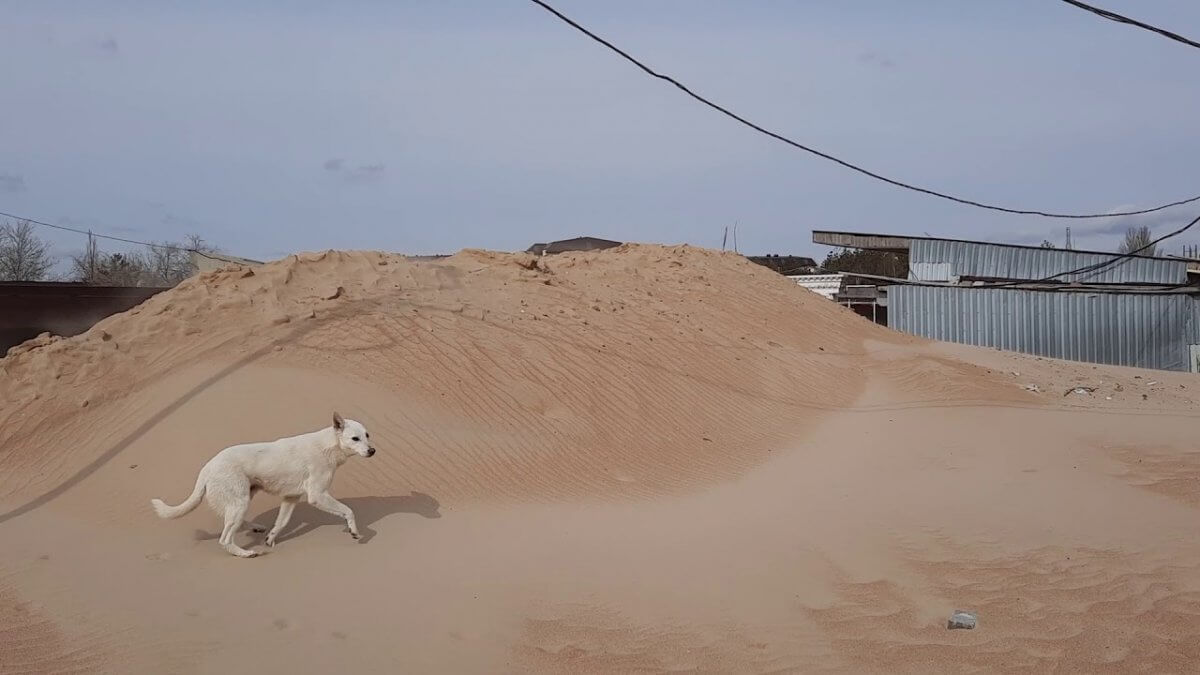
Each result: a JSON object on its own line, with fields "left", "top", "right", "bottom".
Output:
{"left": 150, "top": 469, "right": 207, "bottom": 519}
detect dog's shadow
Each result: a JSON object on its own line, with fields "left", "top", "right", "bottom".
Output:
{"left": 194, "top": 492, "right": 442, "bottom": 546}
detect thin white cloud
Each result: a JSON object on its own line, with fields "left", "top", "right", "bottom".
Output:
{"left": 322, "top": 159, "right": 385, "bottom": 185}
{"left": 0, "top": 173, "right": 25, "bottom": 194}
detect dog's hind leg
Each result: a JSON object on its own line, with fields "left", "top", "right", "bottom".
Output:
{"left": 242, "top": 486, "right": 268, "bottom": 533}
{"left": 265, "top": 496, "right": 299, "bottom": 547}
{"left": 218, "top": 500, "right": 258, "bottom": 558}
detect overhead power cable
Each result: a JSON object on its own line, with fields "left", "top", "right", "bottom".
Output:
{"left": 991, "top": 212, "right": 1200, "bottom": 286}
{"left": 0, "top": 209, "right": 225, "bottom": 261}
{"left": 1059, "top": 0, "right": 1200, "bottom": 51}
{"left": 527, "top": 0, "right": 1200, "bottom": 219}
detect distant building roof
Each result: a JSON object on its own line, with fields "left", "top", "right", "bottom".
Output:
{"left": 813, "top": 229, "right": 1177, "bottom": 261}
{"left": 746, "top": 255, "right": 818, "bottom": 275}
{"left": 787, "top": 273, "right": 842, "bottom": 300}
{"left": 190, "top": 250, "right": 264, "bottom": 273}
{"left": 527, "top": 237, "right": 622, "bottom": 255}
{"left": 813, "top": 229, "right": 1188, "bottom": 286}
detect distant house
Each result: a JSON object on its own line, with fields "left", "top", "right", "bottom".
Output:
{"left": 189, "top": 250, "right": 264, "bottom": 273}
{"left": 527, "top": 237, "right": 622, "bottom": 256}
{"left": 788, "top": 273, "right": 843, "bottom": 301}
{"left": 746, "top": 254, "right": 818, "bottom": 275}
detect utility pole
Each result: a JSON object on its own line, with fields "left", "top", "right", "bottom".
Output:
{"left": 1065, "top": 226, "right": 1073, "bottom": 250}
{"left": 88, "top": 230, "right": 96, "bottom": 283}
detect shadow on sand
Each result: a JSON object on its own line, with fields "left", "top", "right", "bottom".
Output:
{"left": 194, "top": 491, "right": 441, "bottom": 545}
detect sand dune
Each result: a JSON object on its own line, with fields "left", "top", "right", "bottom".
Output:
{"left": 2, "top": 244, "right": 1199, "bottom": 673}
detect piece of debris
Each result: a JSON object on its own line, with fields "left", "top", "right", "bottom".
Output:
{"left": 1147, "top": 381, "right": 1159, "bottom": 386}
{"left": 1142, "top": 394, "right": 1149, "bottom": 401}
{"left": 325, "top": 286, "right": 345, "bottom": 300}
{"left": 1105, "top": 396, "right": 1113, "bottom": 401}
{"left": 1115, "top": 384, "right": 1124, "bottom": 392}
{"left": 947, "top": 610, "right": 977, "bottom": 630}
{"left": 1023, "top": 384, "right": 1041, "bottom": 393}
{"left": 129, "top": 464, "right": 138, "bottom": 469}
{"left": 1064, "top": 386, "right": 1096, "bottom": 397}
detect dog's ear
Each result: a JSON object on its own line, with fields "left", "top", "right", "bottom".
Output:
{"left": 333, "top": 412, "right": 345, "bottom": 431}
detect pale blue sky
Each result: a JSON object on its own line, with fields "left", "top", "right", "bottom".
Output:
{"left": 2, "top": 1, "right": 1199, "bottom": 266}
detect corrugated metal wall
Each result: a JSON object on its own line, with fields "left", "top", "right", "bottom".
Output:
{"left": 909, "top": 239, "right": 1186, "bottom": 285}
{"left": 889, "top": 285, "right": 1200, "bottom": 371}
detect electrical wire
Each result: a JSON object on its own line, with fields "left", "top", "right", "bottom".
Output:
{"left": 1059, "top": 0, "right": 1200, "bottom": 51}
{"left": 527, "top": 0, "right": 1200, "bottom": 219}
{"left": 983, "top": 212, "right": 1200, "bottom": 287}
{"left": 0, "top": 209, "right": 225, "bottom": 261}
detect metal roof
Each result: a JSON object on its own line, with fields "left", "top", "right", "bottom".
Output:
{"left": 814, "top": 229, "right": 1182, "bottom": 262}
{"left": 909, "top": 239, "right": 1187, "bottom": 285}
{"left": 527, "top": 237, "right": 622, "bottom": 255}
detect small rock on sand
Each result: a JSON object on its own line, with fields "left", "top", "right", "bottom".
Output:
{"left": 948, "top": 610, "right": 977, "bottom": 630}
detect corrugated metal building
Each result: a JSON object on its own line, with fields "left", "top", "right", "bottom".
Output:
{"left": 908, "top": 239, "right": 1185, "bottom": 285}
{"left": 890, "top": 286, "right": 1200, "bottom": 371}
{"left": 813, "top": 230, "right": 1200, "bottom": 372}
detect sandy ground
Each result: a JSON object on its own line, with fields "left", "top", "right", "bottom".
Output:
{"left": 2, "top": 245, "right": 1199, "bottom": 673}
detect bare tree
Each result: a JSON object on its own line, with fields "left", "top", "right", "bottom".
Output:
{"left": 94, "top": 252, "right": 151, "bottom": 286}
{"left": 69, "top": 238, "right": 151, "bottom": 286}
{"left": 0, "top": 220, "right": 54, "bottom": 281}
{"left": 140, "top": 243, "right": 193, "bottom": 286}
{"left": 141, "top": 233, "right": 221, "bottom": 284}
{"left": 71, "top": 232, "right": 222, "bottom": 286}
{"left": 1119, "top": 225, "right": 1156, "bottom": 256}
{"left": 1039, "top": 239, "right": 1056, "bottom": 249}
{"left": 69, "top": 232, "right": 102, "bottom": 284}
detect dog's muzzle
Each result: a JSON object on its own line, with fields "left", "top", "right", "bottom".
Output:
{"left": 367, "top": 447, "right": 376, "bottom": 457}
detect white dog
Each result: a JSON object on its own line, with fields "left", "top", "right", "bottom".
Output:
{"left": 150, "top": 412, "right": 376, "bottom": 558}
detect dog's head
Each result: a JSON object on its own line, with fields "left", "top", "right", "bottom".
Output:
{"left": 333, "top": 412, "right": 376, "bottom": 458}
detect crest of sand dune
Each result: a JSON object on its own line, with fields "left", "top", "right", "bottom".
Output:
{"left": 2, "top": 244, "right": 1199, "bottom": 673}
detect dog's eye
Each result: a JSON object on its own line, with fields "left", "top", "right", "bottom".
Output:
{"left": 351, "top": 436, "right": 360, "bottom": 442}
{"left": 365, "top": 433, "right": 370, "bottom": 439}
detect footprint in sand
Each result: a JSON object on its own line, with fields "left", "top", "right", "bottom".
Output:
{"left": 145, "top": 552, "right": 172, "bottom": 562}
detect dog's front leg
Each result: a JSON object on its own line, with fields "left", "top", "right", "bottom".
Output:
{"left": 308, "top": 491, "right": 359, "bottom": 540}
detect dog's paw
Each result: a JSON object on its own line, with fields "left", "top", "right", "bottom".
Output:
{"left": 265, "top": 535, "right": 277, "bottom": 547}
{"left": 349, "top": 531, "right": 360, "bottom": 540}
